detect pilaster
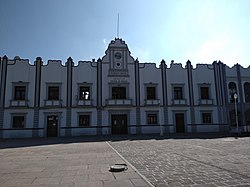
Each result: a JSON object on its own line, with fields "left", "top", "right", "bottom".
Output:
{"left": 213, "top": 61, "right": 226, "bottom": 132}
{"left": 33, "top": 57, "right": 42, "bottom": 137}
{"left": 186, "top": 60, "right": 196, "bottom": 133}
{"left": 65, "top": 57, "right": 73, "bottom": 136}
{"left": 0, "top": 56, "right": 8, "bottom": 139}
{"left": 97, "top": 58, "right": 102, "bottom": 135}
{"left": 160, "top": 60, "right": 169, "bottom": 134}
{"left": 236, "top": 64, "right": 245, "bottom": 128}
{"left": 134, "top": 58, "right": 141, "bottom": 134}
{"left": 219, "top": 61, "right": 230, "bottom": 131}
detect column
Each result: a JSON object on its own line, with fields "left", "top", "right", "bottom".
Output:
{"left": 97, "top": 58, "right": 102, "bottom": 135}
{"left": 33, "top": 57, "right": 42, "bottom": 137}
{"left": 134, "top": 58, "right": 141, "bottom": 134}
{"left": 186, "top": 60, "right": 196, "bottom": 133}
{"left": 236, "top": 64, "right": 245, "bottom": 130}
{"left": 0, "top": 56, "right": 8, "bottom": 139}
{"left": 218, "top": 61, "right": 230, "bottom": 132}
{"left": 66, "top": 57, "right": 73, "bottom": 136}
{"left": 160, "top": 60, "right": 169, "bottom": 134}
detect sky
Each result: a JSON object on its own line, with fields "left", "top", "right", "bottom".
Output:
{"left": 0, "top": 0, "right": 249, "bottom": 67}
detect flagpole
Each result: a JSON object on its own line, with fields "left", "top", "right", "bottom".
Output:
{"left": 117, "top": 13, "right": 119, "bottom": 38}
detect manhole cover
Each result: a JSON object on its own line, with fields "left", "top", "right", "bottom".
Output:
{"left": 109, "top": 164, "right": 128, "bottom": 172}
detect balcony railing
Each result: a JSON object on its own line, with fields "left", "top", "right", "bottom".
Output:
{"left": 77, "top": 100, "right": 92, "bottom": 106}
{"left": 10, "top": 100, "right": 29, "bottom": 107}
{"left": 145, "top": 99, "right": 160, "bottom": 105}
{"left": 199, "top": 99, "right": 213, "bottom": 105}
{"left": 172, "top": 99, "right": 187, "bottom": 105}
{"left": 106, "top": 99, "right": 132, "bottom": 106}
{"left": 44, "top": 100, "right": 62, "bottom": 107}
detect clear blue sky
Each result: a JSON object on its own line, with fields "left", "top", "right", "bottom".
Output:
{"left": 0, "top": 0, "right": 249, "bottom": 67}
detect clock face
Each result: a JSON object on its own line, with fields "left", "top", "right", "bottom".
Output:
{"left": 115, "top": 62, "right": 121, "bottom": 68}
{"left": 114, "top": 52, "right": 122, "bottom": 59}
{"left": 115, "top": 61, "right": 122, "bottom": 69}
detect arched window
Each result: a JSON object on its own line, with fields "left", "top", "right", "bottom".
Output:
{"left": 228, "top": 82, "right": 237, "bottom": 103}
{"left": 230, "top": 110, "right": 241, "bottom": 127}
{"left": 244, "top": 82, "right": 250, "bottom": 103}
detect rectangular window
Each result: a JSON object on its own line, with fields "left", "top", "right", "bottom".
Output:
{"left": 244, "top": 82, "right": 250, "bottom": 103}
{"left": 79, "top": 86, "right": 90, "bottom": 100}
{"left": 146, "top": 87, "right": 156, "bottom": 100}
{"left": 147, "top": 114, "right": 157, "bottom": 124}
{"left": 174, "top": 87, "right": 183, "bottom": 99}
{"left": 202, "top": 113, "right": 212, "bottom": 124}
{"left": 13, "top": 116, "right": 25, "bottom": 128}
{"left": 200, "top": 87, "right": 209, "bottom": 99}
{"left": 112, "top": 87, "right": 126, "bottom": 99}
{"left": 48, "top": 86, "right": 59, "bottom": 100}
{"left": 14, "top": 86, "right": 26, "bottom": 100}
{"left": 79, "top": 115, "right": 90, "bottom": 126}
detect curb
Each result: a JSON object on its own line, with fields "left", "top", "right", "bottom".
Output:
{"left": 106, "top": 141, "right": 154, "bottom": 187}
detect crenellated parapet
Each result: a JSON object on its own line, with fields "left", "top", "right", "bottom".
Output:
{"left": 169, "top": 61, "right": 186, "bottom": 70}
{"left": 1, "top": 38, "right": 250, "bottom": 139}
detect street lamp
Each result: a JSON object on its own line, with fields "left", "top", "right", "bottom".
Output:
{"left": 234, "top": 93, "right": 239, "bottom": 137}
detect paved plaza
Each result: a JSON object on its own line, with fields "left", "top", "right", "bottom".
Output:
{"left": 109, "top": 135, "right": 250, "bottom": 187}
{"left": 0, "top": 138, "right": 151, "bottom": 187}
{"left": 0, "top": 135, "right": 250, "bottom": 187}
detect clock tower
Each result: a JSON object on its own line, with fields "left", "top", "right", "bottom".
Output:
{"left": 114, "top": 52, "right": 122, "bottom": 69}
{"left": 103, "top": 38, "right": 132, "bottom": 77}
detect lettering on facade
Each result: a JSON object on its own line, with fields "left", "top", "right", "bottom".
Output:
{"left": 109, "top": 69, "right": 128, "bottom": 76}
{"left": 110, "top": 77, "right": 128, "bottom": 83}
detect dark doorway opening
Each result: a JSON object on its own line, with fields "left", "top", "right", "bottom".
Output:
{"left": 111, "top": 115, "right": 128, "bottom": 135}
{"left": 47, "top": 115, "right": 58, "bottom": 137}
{"left": 175, "top": 113, "right": 185, "bottom": 133}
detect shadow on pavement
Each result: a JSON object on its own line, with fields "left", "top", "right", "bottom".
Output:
{"left": 0, "top": 133, "right": 249, "bottom": 149}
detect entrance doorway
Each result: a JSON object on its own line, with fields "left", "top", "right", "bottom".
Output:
{"left": 111, "top": 114, "right": 128, "bottom": 135}
{"left": 47, "top": 115, "right": 58, "bottom": 137}
{"left": 175, "top": 113, "right": 185, "bottom": 133}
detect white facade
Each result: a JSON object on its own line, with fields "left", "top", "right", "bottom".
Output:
{"left": 0, "top": 38, "right": 250, "bottom": 138}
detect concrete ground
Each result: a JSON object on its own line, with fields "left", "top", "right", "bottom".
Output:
{"left": 0, "top": 137, "right": 151, "bottom": 187}
{"left": 0, "top": 135, "right": 250, "bottom": 187}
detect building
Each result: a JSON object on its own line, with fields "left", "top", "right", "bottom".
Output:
{"left": 0, "top": 38, "right": 250, "bottom": 138}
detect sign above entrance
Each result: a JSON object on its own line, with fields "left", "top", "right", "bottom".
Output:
{"left": 108, "top": 69, "right": 128, "bottom": 76}
{"left": 109, "top": 77, "right": 128, "bottom": 83}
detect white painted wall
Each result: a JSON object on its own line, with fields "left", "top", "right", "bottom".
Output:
{"left": 192, "top": 64, "right": 217, "bottom": 106}
{"left": 3, "top": 109, "right": 34, "bottom": 138}
{"left": 5, "top": 59, "right": 36, "bottom": 107}
{"left": 166, "top": 63, "right": 189, "bottom": 105}
{"left": 72, "top": 61, "right": 97, "bottom": 106}
{"left": 40, "top": 61, "right": 67, "bottom": 107}
{"left": 139, "top": 63, "right": 163, "bottom": 105}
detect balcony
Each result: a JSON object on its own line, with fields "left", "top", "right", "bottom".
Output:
{"left": 145, "top": 99, "right": 160, "bottom": 105}
{"left": 106, "top": 99, "right": 132, "bottom": 106}
{"left": 77, "top": 100, "right": 92, "bottom": 106}
{"left": 172, "top": 99, "right": 187, "bottom": 105}
{"left": 199, "top": 99, "right": 213, "bottom": 105}
{"left": 10, "top": 100, "right": 29, "bottom": 107}
{"left": 44, "top": 100, "right": 62, "bottom": 107}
